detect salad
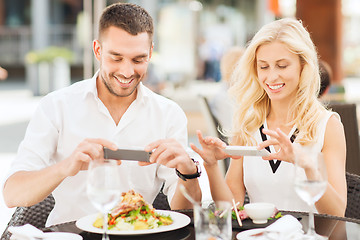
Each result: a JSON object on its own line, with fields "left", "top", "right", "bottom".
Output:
{"left": 93, "top": 190, "right": 173, "bottom": 231}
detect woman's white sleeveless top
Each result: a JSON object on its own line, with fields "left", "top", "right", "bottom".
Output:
{"left": 243, "top": 111, "right": 338, "bottom": 212}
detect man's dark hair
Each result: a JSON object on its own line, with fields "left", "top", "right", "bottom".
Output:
{"left": 99, "top": 3, "right": 153, "bottom": 42}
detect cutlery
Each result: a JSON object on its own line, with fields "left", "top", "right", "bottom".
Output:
{"left": 219, "top": 201, "right": 240, "bottom": 218}
{"left": 232, "top": 198, "right": 243, "bottom": 227}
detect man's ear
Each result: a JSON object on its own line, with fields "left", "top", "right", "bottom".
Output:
{"left": 93, "top": 40, "right": 101, "bottom": 61}
{"left": 149, "top": 42, "right": 154, "bottom": 60}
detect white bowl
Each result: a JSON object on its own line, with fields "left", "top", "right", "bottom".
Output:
{"left": 244, "top": 202, "right": 275, "bottom": 224}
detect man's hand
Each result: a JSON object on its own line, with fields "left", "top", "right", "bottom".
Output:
{"left": 58, "top": 138, "right": 118, "bottom": 177}
{"left": 145, "top": 139, "right": 202, "bottom": 209}
{"left": 3, "top": 138, "right": 118, "bottom": 208}
{"left": 144, "top": 139, "right": 196, "bottom": 175}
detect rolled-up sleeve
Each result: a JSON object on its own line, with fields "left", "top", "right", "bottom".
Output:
{"left": 5, "top": 95, "right": 59, "bottom": 178}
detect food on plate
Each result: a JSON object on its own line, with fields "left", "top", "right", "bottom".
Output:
{"left": 93, "top": 189, "right": 173, "bottom": 231}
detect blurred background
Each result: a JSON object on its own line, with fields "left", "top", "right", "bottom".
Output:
{"left": 1, "top": 0, "right": 359, "bottom": 93}
{"left": 1, "top": 0, "right": 360, "bottom": 233}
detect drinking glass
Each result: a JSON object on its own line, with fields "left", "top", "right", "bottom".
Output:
{"left": 193, "top": 201, "right": 232, "bottom": 240}
{"left": 87, "top": 159, "right": 121, "bottom": 240}
{"left": 294, "top": 152, "right": 328, "bottom": 240}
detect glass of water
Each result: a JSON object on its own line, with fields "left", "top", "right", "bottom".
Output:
{"left": 194, "top": 201, "right": 232, "bottom": 240}
{"left": 294, "top": 152, "right": 328, "bottom": 240}
{"left": 87, "top": 159, "right": 121, "bottom": 240}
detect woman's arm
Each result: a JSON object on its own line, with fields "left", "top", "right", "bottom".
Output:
{"left": 315, "top": 115, "right": 347, "bottom": 217}
{"left": 190, "top": 130, "right": 233, "bottom": 202}
{"left": 225, "top": 157, "right": 246, "bottom": 205}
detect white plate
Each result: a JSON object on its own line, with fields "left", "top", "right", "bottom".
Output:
{"left": 224, "top": 146, "right": 270, "bottom": 157}
{"left": 76, "top": 210, "right": 190, "bottom": 235}
{"left": 236, "top": 228, "right": 265, "bottom": 240}
{"left": 43, "top": 232, "right": 83, "bottom": 240}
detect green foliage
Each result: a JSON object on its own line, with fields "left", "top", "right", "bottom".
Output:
{"left": 25, "top": 46, "right": 73, "bottom": 64}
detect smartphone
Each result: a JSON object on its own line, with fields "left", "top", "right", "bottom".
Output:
{"left": 223, "top": 146, "right": 270, "bottom": 157}
{"left": 103, "top": 147, "right": 152, "bottom": 162}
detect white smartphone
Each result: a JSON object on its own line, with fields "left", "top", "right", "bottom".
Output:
{"left": 223, "top": 146, "right": 270, "bottom": 157}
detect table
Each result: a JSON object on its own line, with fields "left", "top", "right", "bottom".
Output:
{"left": 43, "top": 210, "right": 360, "bottom": 240}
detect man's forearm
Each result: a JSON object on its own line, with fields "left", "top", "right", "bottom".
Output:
{"left": 170, "top": 179, "right": 202, "bottom": 209}
{"left": 3, "top": 164, "right": 66, "bottom": 207}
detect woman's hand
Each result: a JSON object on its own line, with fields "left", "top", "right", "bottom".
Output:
{"left": 190, "top": 130, "right": 229, "bottom": 166}
{"left": 259, "top": 128, "right": 314, "bottom": 169}
{"left": 258, "top": 128, "right": 299, "bottom": 164}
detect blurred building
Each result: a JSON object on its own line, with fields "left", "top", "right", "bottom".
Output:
{"left": 0, "top": 0, "right": 83, "bottom": 81}
{"left": 0, "top": 0, "right": 256, "bottom": 87}
{"left": 0, "top": 0, "right": 359, "bottom": 95}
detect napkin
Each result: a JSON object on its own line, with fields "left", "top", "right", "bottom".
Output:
{"left": 9, "top": 224, "right": 44, "bottom": 240}
{"left": 236, "top": 215, "right": 304, "bottom": 240}
{"left": 8, "top": 224, "right": 83, "bottom": 240}
{"left": 264, "top": 215, "right": 304, "bottom": 239}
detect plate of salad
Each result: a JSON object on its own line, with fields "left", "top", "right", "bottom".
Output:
{"left": 76, "top": 190, "right": 190, "bottom": 235}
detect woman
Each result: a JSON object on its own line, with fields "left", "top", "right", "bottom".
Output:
{"left": 191, "top": 18, "right": 346, "bottom": 217}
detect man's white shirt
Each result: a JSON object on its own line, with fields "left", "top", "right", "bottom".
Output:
{"left": 5, "top": 72, "right": 188, "bottom": 226}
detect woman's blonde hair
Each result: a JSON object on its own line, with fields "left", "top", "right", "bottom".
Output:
{"left": 228, "top": 18, "right": 325, "bottom": 146}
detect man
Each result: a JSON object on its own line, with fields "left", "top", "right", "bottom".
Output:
{"left": 0, "top": 66, "right": 8, "bottom": 80}
{"left": 3, "top": 3, "right": 201, "bottom": 226}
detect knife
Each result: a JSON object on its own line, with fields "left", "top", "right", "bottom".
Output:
{"left": 103, "top": 147, "right": 152, "bottom": 162}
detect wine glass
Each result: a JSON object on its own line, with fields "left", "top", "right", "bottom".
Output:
{"left": 87, "top": 159, "right": 121, "bottom": 240}
{"left": 294, "top": 152, "right": 328, "bottom": 240}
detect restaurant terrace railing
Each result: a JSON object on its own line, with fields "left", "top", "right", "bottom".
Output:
{"left": 0, "top": 25, "right": 83, "bottom": 66}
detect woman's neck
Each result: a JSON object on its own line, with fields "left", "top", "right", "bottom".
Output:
{"left": 266, "top": 100, "right": 293, "bottom": 132}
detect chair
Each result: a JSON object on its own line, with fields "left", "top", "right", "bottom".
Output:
{"left": 328, "top": 103, "right": 360, "bottom": 175}
{"left": 1, "top": 194, "right": 55, "bottom": 240}
{"left": 152, "top": 183, "right": 171, "bottom": 210}
{"left": 244, "top": 192, "right": 250, "bottom": 205}
{"left": 197, "top": 95, "right": 230, "bottom": 174}
{"left": 152, "top": 191, "right": 171, "bottom": 211}
{"left": 345, "top": 172, "right": 360, "bottom": 219}
{"left": 198, "top": 95, "right": 228, "bottom": 144}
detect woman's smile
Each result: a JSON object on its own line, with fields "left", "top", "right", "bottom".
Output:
{"left": 267, "top": 83, "right": 285, "bottom": 91}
